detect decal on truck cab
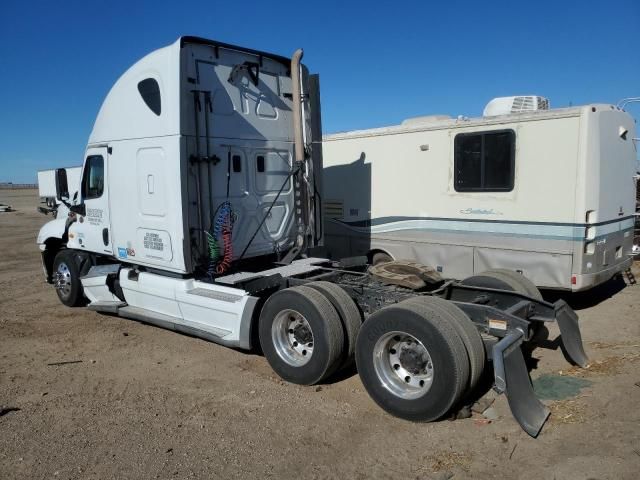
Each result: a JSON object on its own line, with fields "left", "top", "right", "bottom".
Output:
{"left": 118, "top": 246, "right": 136, "bottom": 258}
{"left": 143, "top": 232, "right": 164, "bottom": 251}
{"left": 86, "top": 208, "right": 104, "bottom": 226}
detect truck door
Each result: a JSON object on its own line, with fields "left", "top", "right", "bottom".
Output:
{"left": 77, "top": 147, "right": 113, "bottom": 256}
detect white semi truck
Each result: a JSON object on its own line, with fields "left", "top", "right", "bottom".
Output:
{"left": 36, "top": 36, "right": 588, "bottom": 437}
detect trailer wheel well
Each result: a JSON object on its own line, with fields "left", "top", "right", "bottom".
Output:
{"left": 368, "top": 249, "right": 393, "bottom": 266}
{"left": 42, "top": 238, "right": 63, "bottom": 283}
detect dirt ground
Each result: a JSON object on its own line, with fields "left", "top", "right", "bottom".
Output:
{"left": 1, "top": 189, "right": 639, "bottom": 480}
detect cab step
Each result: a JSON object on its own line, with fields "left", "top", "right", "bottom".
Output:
{"left": 87, "top": 300, "right": 127, "bottom": 313}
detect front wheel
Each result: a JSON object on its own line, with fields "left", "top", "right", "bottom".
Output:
{"left": 52, "top": 250, "right": 85, "bottom": 307}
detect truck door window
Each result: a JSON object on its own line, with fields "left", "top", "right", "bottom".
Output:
{"left": 454, "top": 129, "right": 515, "bottom": 192}
{"left": 82, "top": 156, "right": 104, "bottom": 199}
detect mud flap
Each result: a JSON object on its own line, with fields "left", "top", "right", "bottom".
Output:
{"left": 493, "top": 331, "right": 550, "bottom": 437}
{"left": 554, "top": 300, "right": 589, "bottom": 367}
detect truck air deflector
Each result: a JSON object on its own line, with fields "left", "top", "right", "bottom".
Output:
{"left": 179, "top": 36, "right": 291, "bottom": 68}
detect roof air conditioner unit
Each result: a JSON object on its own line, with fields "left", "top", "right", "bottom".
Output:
{"left": 483, "top": 96, "right": 550, "bottom": 116}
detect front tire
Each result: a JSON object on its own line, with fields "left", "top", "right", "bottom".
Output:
{"left": 52, "top": 250, "right": 85, "bottom": 307}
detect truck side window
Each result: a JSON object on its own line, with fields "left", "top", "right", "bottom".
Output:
{"left": 82, "top": 156, "right": 104, "bottom": 199}
{"left": 137, "top": 78, "right": 161, "bottom": 116}
{"left": 454, "top": 129, "right": 515, "bottom": 192}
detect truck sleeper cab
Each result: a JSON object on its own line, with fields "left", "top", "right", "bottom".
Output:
{"left": 37, "top": 37, "right": 588, "bottom": 437}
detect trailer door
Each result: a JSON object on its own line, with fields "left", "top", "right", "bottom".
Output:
{"left": 77, "top": 147, "right": 113, "bottom": 256}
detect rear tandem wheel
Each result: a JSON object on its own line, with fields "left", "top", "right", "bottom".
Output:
{"left": 355, "top": 298, "right": 470, "bottom": 422}
{"left": 258, "top": 286, "right": 345, "bottom": 385}
{"left": 306, "top": 281, "right": 362, "bottom": 368}
{"left": 402, "top": 296, "right": 485, "bottom": 393}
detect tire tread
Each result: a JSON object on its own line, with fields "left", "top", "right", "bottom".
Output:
{"left": 397, "top": 300, "right": 470, "bottom": 407}
{"left": 289, "top": 286, "right": 345, "bottom": 381}
{"left": 306, "top": 281, "right": 362, "bottom": 361}
{"left": 403, "top": 296, "right": 485, "bottom": 392}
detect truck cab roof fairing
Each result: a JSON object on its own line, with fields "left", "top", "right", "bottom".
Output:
{"left": 88, "top": 36, "right": 294, "bottom": 146}
{"left": 88, "top": 39, "right": 181, "bottom": 144}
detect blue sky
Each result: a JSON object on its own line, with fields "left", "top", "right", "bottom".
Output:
{"left": 1, "top": 0, "right": 638, "bottom": 182}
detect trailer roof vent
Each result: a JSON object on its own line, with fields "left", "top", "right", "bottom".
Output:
{"left": 483, "top": 96, "right": 549, "bottom": 117}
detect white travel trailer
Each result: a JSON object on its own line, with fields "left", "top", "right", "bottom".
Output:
{"left": 37, "top": 166, "right": 82, "bottom": 216}
{"left": 322, "top": 97, "right": 637, "bottom": 291}
{"left": 36, "top": 40, "right": 588, "bottom": 437}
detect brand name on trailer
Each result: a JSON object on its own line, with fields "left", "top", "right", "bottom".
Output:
{"left": 459, "top": 207, "right": 503, "bottom": 216}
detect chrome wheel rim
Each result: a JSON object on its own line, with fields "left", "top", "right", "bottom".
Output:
{"left": 373, "top": 331, "right": 434, "bottom": 400}
{"left": 272, "top": 309, "right": 314, "bottom": 366}
{"left": 54, "top": 262, "right": 72, "bottom": 299}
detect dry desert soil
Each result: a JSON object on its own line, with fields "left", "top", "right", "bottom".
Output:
{"left": 1, "top": 189, "right": 639, "bottom": 479}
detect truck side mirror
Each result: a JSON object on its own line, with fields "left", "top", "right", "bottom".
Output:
{"left": 55, "top": 169, "right": 69, "bottom": 201}
{"left": 69, "top": 203, "right": 86, "bottom": 216}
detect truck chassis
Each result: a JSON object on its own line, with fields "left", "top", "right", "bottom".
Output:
{"left": 48, "top": 251, "right": 588, "bottom": 438}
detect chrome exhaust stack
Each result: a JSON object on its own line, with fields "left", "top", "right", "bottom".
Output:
{"left": 291, "top": 48, "right": 305, "bottom": 166}
{"left": 281, "top": 49, "right": 309, "bottom": 263}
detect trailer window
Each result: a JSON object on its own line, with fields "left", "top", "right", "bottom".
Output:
{"left": 454, "top": 130, "right": 515, "bottom": 192}
{"left": 137, "top": 78, "right": 161, "bottom": 116}
{"left": 82, "top": 156, "right": 104, "bottom": 199}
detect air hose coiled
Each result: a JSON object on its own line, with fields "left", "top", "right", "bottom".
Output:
{"left": 207, "top": 201, "right": 234, "bottom": 276}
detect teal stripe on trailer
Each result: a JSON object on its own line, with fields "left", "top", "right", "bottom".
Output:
{"left": 330, "top": 217, "right": 634, "bottom": 242}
